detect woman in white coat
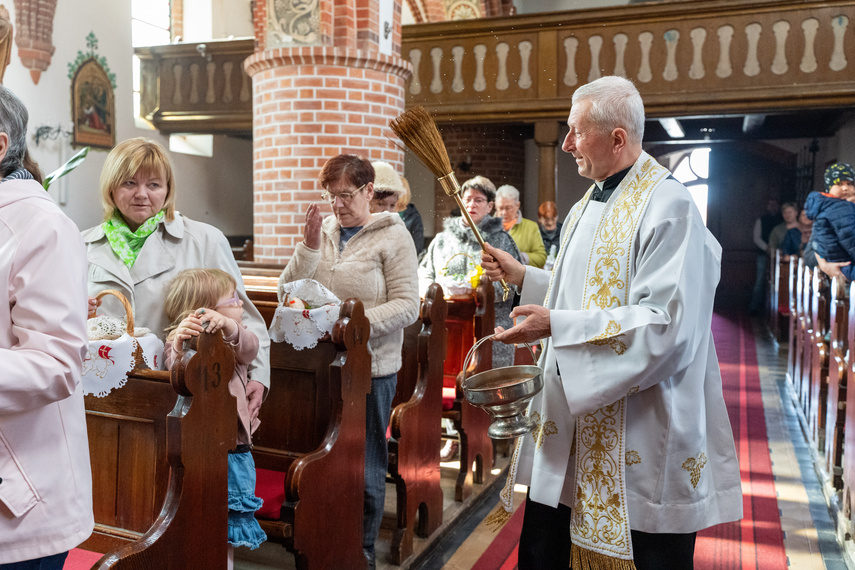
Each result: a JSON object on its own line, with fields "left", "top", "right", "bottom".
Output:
{"left": 82, "top": 138, "right": 270, "bottom": 411}
{"left": 0, "top": 85, "right": 94, "bottom": 568}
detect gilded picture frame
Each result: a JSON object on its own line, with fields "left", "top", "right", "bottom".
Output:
{"left": 71, "top": 57, "right": 115, "bottom": 149}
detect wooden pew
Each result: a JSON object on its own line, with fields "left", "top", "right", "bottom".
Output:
{"left": 824, "top": 276, "right": 848, "bottom": 490}
{"left": 769, "top": 250, "right": 794, "bottom": 341}
{"left": 786, "top": 255, "right": 801, "bottom": 388}
{"left": 809, "top": 269, "right": 831, "bottom": 450}
{"left": 84, "top": 331, "right": 236, "bottom": 569}
{"left": 251, "top": 298, "right": 372, "bottom": 570}
{"left": 841, "top": 280, "right": 855, "bottom": 521}
{"left": 798, "top": 265, "right": 814, "bottom": 417}
{"left": 231, "top": 239, "right": 254, "bottom": 262}
{"left": 387, "top": 283, "right": 447, "bottom": 564}
{"left": 443, "top": 281, "right": 496, "bottom": 502}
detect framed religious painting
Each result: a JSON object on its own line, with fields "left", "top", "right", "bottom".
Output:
{"left": 70, "top": 57, "right": 115, "bottom": 149}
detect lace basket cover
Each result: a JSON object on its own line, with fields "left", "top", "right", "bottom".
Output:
{"left": 83, "top": 307, "right": 165, "bottom": 398}
{"left": 269, "top": 279, "right": 341, "bottom": 350}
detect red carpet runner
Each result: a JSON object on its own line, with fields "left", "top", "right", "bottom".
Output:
{"left": 473, "top": 312, "right": 787, "bottom": 569}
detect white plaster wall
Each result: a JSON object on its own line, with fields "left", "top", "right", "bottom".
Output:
{"left": 3, "top": 0, "right": 253, "bottom": 236}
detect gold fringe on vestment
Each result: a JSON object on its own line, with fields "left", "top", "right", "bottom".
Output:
{"left": 484, "top": 504, "right": 512, "bottom": 532}
{"left": 571, "top": 544, "right": 637, "bottom": 570}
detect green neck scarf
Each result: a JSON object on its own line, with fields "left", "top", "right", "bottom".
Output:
{"left": 103, "top": 210, "right": 165, "bottom": 268}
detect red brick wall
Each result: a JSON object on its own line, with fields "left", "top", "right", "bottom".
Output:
{"left": 433, "top": 123, "right": 529, "bottom": 230}
{"left": 246, "top": 49, "right": 410, "bottom": 262}
{"left": 170, "top": 0, "right": 183, "bottom": 42}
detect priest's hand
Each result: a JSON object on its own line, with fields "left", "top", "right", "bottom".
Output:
{"left": 481, "top": 242, "right": 526, "bottom": 287}
{"left": 493, "top": 304, "right": 550, "bottom": 344}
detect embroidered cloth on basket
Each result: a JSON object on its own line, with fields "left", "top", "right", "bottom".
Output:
{"left": 83, "top": 290, "right": 164, "bottom": 397}
{"left": 269, "top": 278, "right": 341, "bottom": 350}
{"left": 486, "top": 153, "right": 671, "bottom": 570}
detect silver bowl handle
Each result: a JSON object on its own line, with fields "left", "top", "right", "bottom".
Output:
{"left": 461, "top": 333, "right": 537, "bottom": 390}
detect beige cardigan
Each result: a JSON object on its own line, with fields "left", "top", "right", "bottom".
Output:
{"left": 278, "top": 212, "right": 419, "bottom": 377}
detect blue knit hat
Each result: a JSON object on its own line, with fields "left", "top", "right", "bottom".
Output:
{"left": 825, "top": 162, "right": 855, "bottom": 190}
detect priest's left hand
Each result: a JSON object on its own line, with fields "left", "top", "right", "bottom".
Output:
{"left": 493, "top": 304, "right": 550, "bottom": 344}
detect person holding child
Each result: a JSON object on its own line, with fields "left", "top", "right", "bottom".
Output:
{"left": 277, "top": 154, "right": 419, "bottom": 570}
{"left": 82, "top": 138, "right": 269, "bottom": 417}
{"left": 805, "top": 163, "right": 855, "bottom": 280}
{"left": 164, "top": 268, "right": 267, "bottom": 566}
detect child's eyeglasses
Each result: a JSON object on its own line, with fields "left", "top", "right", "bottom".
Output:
{"left": 215, "top": 291, "right": 242, "bottom": 309}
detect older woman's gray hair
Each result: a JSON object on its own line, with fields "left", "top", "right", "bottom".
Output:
{"left": 496, "top": 184, "right": 520, "bottom": 203}
{"left": 571, "top": 75, "right": 645, "bottom": 146}
{"left": 0, "top": 84, "right": 29, "bottom": 177}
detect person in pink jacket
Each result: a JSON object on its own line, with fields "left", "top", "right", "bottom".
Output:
{"left": 0, "top": 85, "right": 94, "bottom": 567}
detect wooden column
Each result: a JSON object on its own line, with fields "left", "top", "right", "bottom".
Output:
{"left": 534, "top": 120, "right": 559, "bottom": 206}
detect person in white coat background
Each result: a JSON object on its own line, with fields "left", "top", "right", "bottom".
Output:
{"left": 0, "top": 84, "right": 94, "bottom": 568}
{"left": 82, "top": 138, "right": 270, "bottom": 415}
{"left": 481, "top": 76, "right": 742, "bottom": 570}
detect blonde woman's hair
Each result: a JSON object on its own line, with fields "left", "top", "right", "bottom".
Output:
{"left": 396, "top": 175, "right": 411, "bottom": 212}
{"left": 164, "top": 268, "right": 236, "bottom": 338}
{"left": 100, "top": 137, "right": 177, "bottom": 222}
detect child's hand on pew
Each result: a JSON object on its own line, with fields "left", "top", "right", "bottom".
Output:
{"left": 194, "top": 307, "right": 238, "bottom": 337}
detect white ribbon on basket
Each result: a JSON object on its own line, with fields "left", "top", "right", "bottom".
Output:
{"left": 269, "top": 279, "right": 341, "bottom": 350}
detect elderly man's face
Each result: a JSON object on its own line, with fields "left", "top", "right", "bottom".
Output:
{"left": 562, "top": 100, "right": 615, "bottom": 181}
{"left": 494, "top": 196, "right": 519, "bottom": 224}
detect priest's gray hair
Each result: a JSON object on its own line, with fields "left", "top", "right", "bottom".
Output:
{"left": 571, "top": 76, "right": 645, "bottom": 146}
{"left": 496, "top": 184, "right": 520, "bottom": 202}
{"left": 0, "top": 84, "right": 28, "bottom": 177}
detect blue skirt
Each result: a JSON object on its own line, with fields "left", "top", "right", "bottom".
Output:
{"left": 228, "top": 450, "right": 266, "bottom": 549}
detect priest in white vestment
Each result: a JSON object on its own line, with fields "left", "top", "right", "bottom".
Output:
{"left": 481, "top": 76, "right": 742, "bottom": 570}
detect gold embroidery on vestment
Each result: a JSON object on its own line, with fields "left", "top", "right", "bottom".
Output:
{"left": 530, "top": 411, "right": 558, "bottom": 450}
{"left": 625, "top": 450, "right": 641, "bottom": 466}
{"left": 682, "top": 452, "right": 708, "bottom": 489}
{"left": 586, "top": 320, "right": 627, "bottom": 355}
{"left": 626, "top": 386, "right": 639, "bottom": 396}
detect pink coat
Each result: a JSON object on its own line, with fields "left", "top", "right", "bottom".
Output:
{"left": 166, "top": 322, "right": 260, "bottom": 445}
{"left": 0, "top": 178, "right": 94, "bottom": 563}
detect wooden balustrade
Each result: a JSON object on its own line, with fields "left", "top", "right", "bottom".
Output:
{"left": 404, "top": 0, "right": 855, "bottom": 123}
{"left": 135, "top": 38, "right": 254, "bottom": 134}
{"left": 134, "top": 2, "right": 855, "bottom": 136}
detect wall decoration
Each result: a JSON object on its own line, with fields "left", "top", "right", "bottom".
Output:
{"left": 14, "top": 0, "right": 57, "bottom": 84}
{"left": 267, "top": 0, "right": 320, "bottom": 47}
{"left": 0, "top": 6, "right": 13, "bottom": 83}
{"left": 446, "top": 0, "right": 479, "bottom": 20}
{"left": 68, "top": 32, "right": 116, "bottom": 149}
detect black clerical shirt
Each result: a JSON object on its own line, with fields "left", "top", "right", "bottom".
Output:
{"left": 590, "top": 165, "right": 632, "bottom": 203}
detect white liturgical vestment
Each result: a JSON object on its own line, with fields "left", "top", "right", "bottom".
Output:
{"left": 512, "top": 152, "right": 743, "bottom": 536}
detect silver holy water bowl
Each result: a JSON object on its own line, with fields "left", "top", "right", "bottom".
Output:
{"left": 461, "top": 334, "right": 544, "bottom": 439}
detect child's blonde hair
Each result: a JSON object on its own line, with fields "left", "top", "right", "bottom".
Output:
{"left": 164, "top": 268, "right": 237, "bottom": 338}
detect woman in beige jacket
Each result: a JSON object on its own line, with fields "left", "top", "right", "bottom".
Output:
{"left": 278, "top": 154, "right": 419, "bottom": 570}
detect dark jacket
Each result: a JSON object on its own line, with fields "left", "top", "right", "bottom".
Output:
{"left": 805, "top": 191, "right": 855, "bottom": 280}
{"left": 399, "top": 203, "right": 424, "bottom": 254}
{"left": 540, "top": 222, "right": 563, "bottom": 256}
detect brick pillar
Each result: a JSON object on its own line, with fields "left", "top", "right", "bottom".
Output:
{"left": 246, "top": 0, "right": 411, "bottom": 263}
{"left": 436, "top": 123, "right": 528, "bottom": 230}
{"left": 14, "top": 0, "right": 57, "bottom": 84}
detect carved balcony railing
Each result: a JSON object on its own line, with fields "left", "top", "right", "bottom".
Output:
{"left": 402, "top": 0, "right": 855, "bottom": 123}
{"left": 135, "top": 38, "right": 254, "bottom": 135}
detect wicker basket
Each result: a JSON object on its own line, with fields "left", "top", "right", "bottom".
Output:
{"left": 437, "top": 252, "right": 482, "bottom": 297}
{"left": 83, "top": 290, "right": 165, "bottom": 397}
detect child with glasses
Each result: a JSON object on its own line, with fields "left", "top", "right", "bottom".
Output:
{"left": 163, "top": 268, "right": 266, "bottom": 565}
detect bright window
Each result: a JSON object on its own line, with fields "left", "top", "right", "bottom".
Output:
{"left": 132, "top": 0, "right": 170, "bottom": 122}
{"left": 672, "top": 148, "right": 711, "bottom": 226}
